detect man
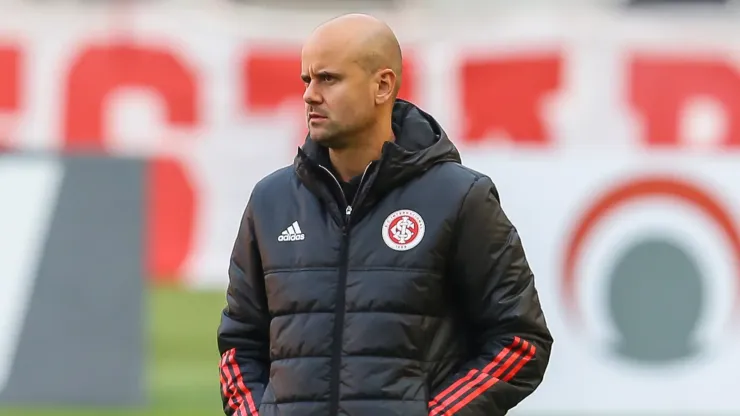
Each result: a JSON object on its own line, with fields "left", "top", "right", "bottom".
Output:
{"left": 217, "top": 13, "right": 553, "bottom": 416}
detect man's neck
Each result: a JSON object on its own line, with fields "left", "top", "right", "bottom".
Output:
{"left": 329, "top": 125, "right": 394, "bottom": 182}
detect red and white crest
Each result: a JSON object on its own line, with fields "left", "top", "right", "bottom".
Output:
{"left": 381, "top": 209, "right": 425, "bottom": 251}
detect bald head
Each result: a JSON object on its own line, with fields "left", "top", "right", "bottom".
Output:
{"left": 300, "top": 14, "right": 403, "bottom": 148}
{"left": 305, "top": 13, "right": 403, "bottom": 96}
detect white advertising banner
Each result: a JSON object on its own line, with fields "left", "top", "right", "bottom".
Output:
{"left": 1, "top": 5, "right": 740, "bottom": 413}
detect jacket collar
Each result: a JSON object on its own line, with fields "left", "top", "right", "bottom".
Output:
{"left": 294, "top": 99, "right": 461, "bottom": 222}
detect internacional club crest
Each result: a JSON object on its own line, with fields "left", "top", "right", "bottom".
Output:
{"left": 382, "top": 209, "right": 425, "bottom": 251}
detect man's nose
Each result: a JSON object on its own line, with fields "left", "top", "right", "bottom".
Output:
{"left": 303, "top": 82, "right": 321, "bottom": 105}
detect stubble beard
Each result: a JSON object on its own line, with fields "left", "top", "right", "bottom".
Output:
{"left": 311, "top": 123, "right": 354, "bottom": 150}
{"left": 314, "top": 115, "right": 376, "bottom": 150}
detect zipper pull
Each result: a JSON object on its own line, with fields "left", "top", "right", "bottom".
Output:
{"left": 345, "top": 205, "right": 352, "bottom": 217}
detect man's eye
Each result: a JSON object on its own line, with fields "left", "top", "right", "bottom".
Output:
{"left": 320, "top": 74, "right": 334, "bottom": 82}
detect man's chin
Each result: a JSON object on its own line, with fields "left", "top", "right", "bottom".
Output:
{"left": 310, "top": 132, "right": 343, "bottom": 149}
{"left": 309, "top": 134, "right": 330, "bottom": 146}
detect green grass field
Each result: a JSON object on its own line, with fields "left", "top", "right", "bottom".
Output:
{"left": 0, "top": 286, "right": 227, "bottom": 416}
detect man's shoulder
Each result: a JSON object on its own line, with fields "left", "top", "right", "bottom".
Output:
{"left": 251, "top": 165, "right": 295, "bottom": 195}
{"left": 432, "top": 161, "right": 495, "bottom": 191}
{"left": 245, "top": 165, "right": 296, "bottom": 210}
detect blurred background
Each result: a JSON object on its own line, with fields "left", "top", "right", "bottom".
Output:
{"left": 1, "top": 0, "right": 740, "bottom": 415}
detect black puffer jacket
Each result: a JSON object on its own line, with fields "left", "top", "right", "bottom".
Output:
{"left": 217, "top": 100, "right": 553, "bottom": 416}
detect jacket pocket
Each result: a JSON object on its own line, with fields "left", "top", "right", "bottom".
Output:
{"left": 425, "top": 385, "right": 431, "bottom": 414}
{"left": 423, "top": 368, "right": 432, "bottom": 414}
{"left": 260, "top": 382, "right": 275, "bottom": 406}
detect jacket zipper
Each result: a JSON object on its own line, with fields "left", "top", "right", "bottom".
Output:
{"left": 317, "top": 163, "right": 372, "bottom": 415}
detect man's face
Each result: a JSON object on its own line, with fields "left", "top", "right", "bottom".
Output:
{"left": 301, "top": 39, "right": 375, "bottom": 148}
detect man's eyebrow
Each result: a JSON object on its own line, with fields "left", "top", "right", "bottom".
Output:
{"left": 319, "top": 70, "right": 343, "bottom": 77}
{"left": 302, "top": 69, "right": 342, "bottom": 80}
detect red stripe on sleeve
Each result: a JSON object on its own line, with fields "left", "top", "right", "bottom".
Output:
{"left": 429, "top": 337, "right": 536, "bottom": 416}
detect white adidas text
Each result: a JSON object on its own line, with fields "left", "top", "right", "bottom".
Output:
{"left": 278, "top": 221, "right": 305, "bottom": 242}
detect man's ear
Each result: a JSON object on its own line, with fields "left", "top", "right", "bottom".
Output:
{"left": 375, "top": 69, "right": 397, "bottom": 105}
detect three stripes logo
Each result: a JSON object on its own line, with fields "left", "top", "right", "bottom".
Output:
{"left": 220, "top": 348, "right": 259, "bottom": 416}
{"left": 428, "top": 336, "right": 536, "bottom": 415}
{"left": 277, "top": 221, "right": 305, "bottom": 242}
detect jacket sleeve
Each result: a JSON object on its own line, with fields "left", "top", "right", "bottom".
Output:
{"left": 217, "top": 197, "right": 270, "bottom": 416}
{"left": 428, "top": 176, "right": 553, "bottom": 416}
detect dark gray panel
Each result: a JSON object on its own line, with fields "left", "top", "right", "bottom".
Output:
{"left": 0, "top": 154, "right": 147, "bottom": 406}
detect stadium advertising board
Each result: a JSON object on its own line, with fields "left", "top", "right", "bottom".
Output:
{"left": 0, "top": 7, "right": 739, "bottom": 412}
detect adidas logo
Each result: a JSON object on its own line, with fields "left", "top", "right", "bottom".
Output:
{"left": 278, "top": 221, "right": 305, "bottom": 242}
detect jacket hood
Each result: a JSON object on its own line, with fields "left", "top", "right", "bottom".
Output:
{"left": 295, "top": 99, "right": 461, "bottom": 187}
